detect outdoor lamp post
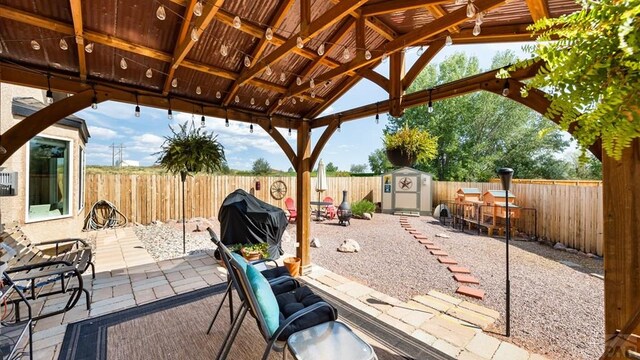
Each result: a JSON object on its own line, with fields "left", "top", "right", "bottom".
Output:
{"left": 497, "top": 167, "right": 514, "bottom": 337}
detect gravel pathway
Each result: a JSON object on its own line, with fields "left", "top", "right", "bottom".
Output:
{"left": 132, "top": 214, "right": 603, "bottom": 360}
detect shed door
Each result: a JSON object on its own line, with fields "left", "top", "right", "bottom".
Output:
{"left": 393, "top": 174, "right": 420, "bottom": 211}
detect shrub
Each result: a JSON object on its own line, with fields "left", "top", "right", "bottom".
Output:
{"left": 351, "top": 200, "right": 375, "bottom": 217}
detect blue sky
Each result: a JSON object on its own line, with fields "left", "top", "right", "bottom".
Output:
{"left": 77, "top": 42, "right": 531, "bottom": 171}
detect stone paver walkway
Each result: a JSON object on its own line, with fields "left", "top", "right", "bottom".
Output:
{"left": 24, "top": 227, "right": 546, "bottom": 360}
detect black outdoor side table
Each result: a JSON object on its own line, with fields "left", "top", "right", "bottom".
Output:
{"left": 1, "top": 272, "right": 33, "bottom": 360}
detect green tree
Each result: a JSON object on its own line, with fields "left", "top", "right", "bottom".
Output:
{"left": 252, "top": 158, "right": 271, "bottom": 175}
{"left": 325, "top": 162, "right": 339, "bottom": 173}
{"left": 388, "top": 51, "right": 571, "bottom": 181}
{"left": 368, "top": 148, "right": 392, "bottom": 174}
{"left": 287, "top": 167, "right": 294, "bottom": 173}
{"left": 349, "top": 164, "right": 368, "bottom": 173}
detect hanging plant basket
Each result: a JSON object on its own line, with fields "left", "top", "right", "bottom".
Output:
{"left": 386, "top": 148, "right": 416, "bottom": 167}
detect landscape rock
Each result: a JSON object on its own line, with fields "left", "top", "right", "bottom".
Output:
{"left": 566, "top": 248, "right": 578, "bottom": 254}
{"left": 363, "top": 213, "right": 372, "bottom": 220}
{"left": 152, "top": 220, "right": 163, "bottom": 226}
{"left": 553, "top": 242, "right": 566, "bottom": 250}
{"left": 337, "top": 239, "right": 360, "bottom": 253}
{"left": 310, "top": 237, "right": 321, "bottom": 248}
{"left": 435, "top": 233, "right": 450, "bottom": 238}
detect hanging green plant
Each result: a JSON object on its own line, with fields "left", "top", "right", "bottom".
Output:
{"left": 384, "top": 126, "right": 438, "bottom": 167}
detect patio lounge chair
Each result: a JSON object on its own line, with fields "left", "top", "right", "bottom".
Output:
{"left": 205, "top": 228, "right": 296, "bottom": 335}
{"left": 284, "top": 197, "right": 297, "bottom": 223}
{"left": 0, "top": 222, "right": 95, "bottom": 320}
{"left": 322, "top": 196, "right": 337, "bottom": 220}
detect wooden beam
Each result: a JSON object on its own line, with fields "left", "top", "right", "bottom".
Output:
{"left": 68, "top": 0, "right": 87, "bottom": 80}
{"left": 361, "top": 0, "right": 450, "bottom": 16}
{"left": 257, "top": 121, "right": 298, "bottom": 168}
{"left": 268, "top": 18, "right": 355, "bottom": 115}
{"left": 356, "top": 13, "right": 366, "bottom": 58}
{"left": 0, "top": 5, "right": 325, "bottom": 104}
{"left": 296, "top": 121, "right": 312, "bottom": 271}
{"left": 233, "top": 0, "right": 367, "bottom": 89}
{"left": 300, "top": 0, "right": 311, "bottom": 35}
{"left": 306, "top": 75, "right": 362, "bottom": 119}
{"left": 310, "top": 121, "right": 339, "bottom": 169}
{"left": 389, "top": 51, "right": 405, "bottom": 117}
{"left": 431, "top": 24, "right": 534, "bottom": 45}
{"left": 287, "top": 0, "right": 507, "bottom": 98}
{"left": 364, "top": 16, "right": 397, "bottom": 41}
{"left": 403, "top": 40, "right": 445, "bottom": 90}
{"left": 356, "top": 68, "right": 389, "bottom": 91}
{"left": 162, "top": 0, "right": 196, "bottom": 95}
{"left": 0, "top": 90, "right": 97, "bottom": 164}
{"left": 425, "top": 5, "right": 460, "bottom": 34}
{"left": 223, "top": 0, "right": 296, "bottom": 106}
{"left": 525, "top": 0, "right": 550, "bottom": 21}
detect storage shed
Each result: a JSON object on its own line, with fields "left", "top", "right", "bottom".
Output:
{"left": 381, "top": 167, "right": 432, "bottom": 215}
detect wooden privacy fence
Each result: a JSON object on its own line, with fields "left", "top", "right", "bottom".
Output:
{"left": 432, "top": 181, "right": 603, "bottom": 256}
{"left": 85, "top": 174, "right": 381, "bottom": 225}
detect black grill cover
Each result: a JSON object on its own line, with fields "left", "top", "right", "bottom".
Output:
{"left": 218, "top": 189, "right": 288, "bottom": 259}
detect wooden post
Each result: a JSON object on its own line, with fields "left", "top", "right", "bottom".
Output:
{"left": 296, "top": 121, "right": 312, "bottom": 273}
{"left": 603, "top": 138, "right": 640, "bottom": 359}
{"left": 389, "top": 51, "right": 405, "bottom": 117}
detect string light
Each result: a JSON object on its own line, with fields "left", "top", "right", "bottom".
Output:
{"left": 280, "top": 73, "right": 286, "bottom": 82}
{"left": 365, "top": 50, "right": 372, "bottom": 60}
{"left": 475, "top": 12, "right": 485, "bottom": 25}
{"left": 296, "top": 76, "right": 302, "bottom": 86}
{"left": 292, "top": 98, "right": 297, "bottom": 105}
{"left": 146, "top": 68, "right": 153, "bottom": 78}
{"left": 46, "top": 75, "right": 53, "bottom": 104}
{"left": 225, "top": 108, "right": 229, "bottom": 127}
{"left": 278, "top": 99, "right": 283, "bottom": 106}
{"left": 310, "top": 91, "right": 315, "bottom": 98}
{"left": 216, "top": 91, "right": 222, "bottom": 99}
{"left": 134, "top": 93, "right": 140, "bottom": 117}
{"left": 309, "top": 78, "right": 315, "bottom": 88}
{"left": 156, "top": 5, "right": 166, "bottom": 20}
{"left": 191, "top": 27, "right": 200, "bottom": 42}
{"left": 250, "top": 97, "right": 255, "bottom": 105}
{"left": 196, "top": 86, "right": 202, "bottom": 95}
{"left": 268, "top": 117, "right": 273, "bottom": 133}
{"left": 91, "top": 88, "right": 98, "bottom": 110}
{"left": 265, "top": 65, "right": 272, "bottom": 76}
{"left": 220, "top": 44, "right": 228, "bottom": 56}
{"left": 417, "top": 46, "right": 424, "bottom": 56}
{"left": 84, "top": 42, "right": 94, "bottom": 53}
{"left": 296, "top": 37, "right": 304, "bottom": 49}
{"left": 337, "top": 114, "right": 341, "bottom": 132}
{"left": 244, "top": 56, "right": 251, "bottom": 67}
{"left": 120, "top": 57, "right": 128, "bottom": 69}
{"left": 201, "top": 114, "right": 206, "bottom": 127}
{"left": 467, "top": 1, "right": 477, "bottom": 18}
{"left": 428, "top": 89, "right": 434, "bottom": 113}
{"left": 235, "top": 95, "right": 240, "bottom": 103}
{"left": 342, "top": 48, "right": 350, "bottom": 60}
{"left": 375, "top": 102, "right": 379, "bottom": 124}
{"left": 265, "top": 27, "right": 273, "bottom": 41}
{"left": 317, "top": 43, "right": 325, "bottom": 56}
{"left": 445, "top": 35, "right": 453, "bottom": 46}
{"left": 473, "top": 23, "right": 481, "bottom": 36}
{"left": 233, "top": 16, "right": 241, "bottom": 29}
{"left": 30, "top": 40, "right": 40, "bottom": 50}
{"left": 299, "top": 97, "right": 304, "bottom": 102}
{"left": 249, "top": 123, "right": 254, "bottom": 133}
{"left": 171, "top": 78, "right": 178, "bottom": 88}
{"left": 59, "top": 39, "right": 68, "bottom": 50}
{"left": 193, "top": 0, "right": 203, "bottom": 17}
{"left": 265, "top": 99, "right": 270, "bottom": 106}
{"left": 502, "top": 80, "right": 510, "bottom": 96}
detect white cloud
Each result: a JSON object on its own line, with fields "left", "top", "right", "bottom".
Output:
{"left": 88, "top": 126, "right": 118, "bottom": 139}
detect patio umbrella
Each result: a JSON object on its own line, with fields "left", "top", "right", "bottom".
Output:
{"left": 315, "top": 159, "right": 328, "bottom": 219}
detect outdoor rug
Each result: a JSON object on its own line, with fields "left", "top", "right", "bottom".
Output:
{"left": 58, "top": 283, "right": 453, "bottom": 360}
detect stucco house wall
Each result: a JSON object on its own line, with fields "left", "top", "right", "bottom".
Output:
{"left": 0, "top": 83, "right": 90, "bottom": 242}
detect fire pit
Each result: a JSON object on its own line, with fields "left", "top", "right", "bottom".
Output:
{"left": 337, "top": 190, "right": 352, "bottom": 226}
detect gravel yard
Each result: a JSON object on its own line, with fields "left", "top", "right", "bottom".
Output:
{"left": 133, "top": 213, "right": 604, "bottom": 360}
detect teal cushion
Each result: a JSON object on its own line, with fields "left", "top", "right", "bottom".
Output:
{"left": 246, "top": 264, "right": 280, "bottom": 336}
{"left": 230, "top": 252, "right": 248, "bottom": 272}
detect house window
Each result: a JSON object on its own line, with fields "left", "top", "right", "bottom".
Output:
{"left": 78, "top": 146, "right": 85, "bottom": 212}
{"left": 28, "top": 136, "right": 71, "bottom": 221}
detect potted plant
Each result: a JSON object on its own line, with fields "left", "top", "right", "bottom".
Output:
{"left": 156, "top": 121, "right": 226, "bottom": 253}
{"left": 384, "top": 126, "right": 438, "bottom": 167}
{"left": 241, "top": 243, "right": 269, "bottom": 261}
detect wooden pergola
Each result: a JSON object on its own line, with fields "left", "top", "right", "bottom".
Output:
{"left": 0, "top": 0, "right": 637, "bottom": 357}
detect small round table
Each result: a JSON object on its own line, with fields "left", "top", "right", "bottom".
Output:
{"left": 310, "top": 201, "right": 333, "bottom": 221}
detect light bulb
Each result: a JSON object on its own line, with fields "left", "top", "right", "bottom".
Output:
{"left": 309, "top": 78, "right": 315, "bottom": 88}
{"left": 292, "top": 98, "right": 296, "bottom": 105}
{"left": 288, "top": 128, "right": 291, "bottom": 136}
{"left": 59, "top": 39, "right": 68, "bottom": 50}
{"left": 428, "top": 102, "right": 434, "bottom": 113}
{"left": 233, "top": 16, "right": 241, "bottom": 29}
{"left": 381, "top": 52, "right": 388, "bottom": 61}
{"left": 249, "top": 124, "right": 254, "bottom": 133}
{"left": 502, "top": 81, "right": 510, "bottom": 96}
{"left": 135, "top": 105, "right": 141, "bottom": 117}
{"left": 201, "top": 115, "right": 206, "bottom": 127}
{"left": 225, "top": 118, "right": 229, "bottom": 127}
{"left": 85, "top": 42, "right": 94, "bottom": 53}
{"left": 250, "top": 97, "right": 255, "bottom": 105}
{"left": 473, "top": 23, "right": 481, "bottom": 36}
{"left": 146, "top": 68, "right": 153, "bottom": 78}
{"left": 296, "top": 37, "right": 304, "bottom": 49}
{"left": 475, "top": 12, "right": 484, "bottom": 25}
{"left": 156, "top": 5, "right": 166, "bottom": 20}
{"left": 216, "top": 91, "right": 221, "bottom": 99}
{"left": 171, "top": 78, "right": 178, "bottom": 88}
{"left": 365, "top": 50, "right": 372, "bottom": 60}
{"left": 193, "top": 0, "right": 203, "bottom": 16}
{"left": 466, "top": 2, "right": 476, "bottom": 18}
{"left": 445, "top": 35, "right": 453, "bottom": 46}
{"left": 31, "top": 40, "right": 40, "bottom": 50}
{"left": 196, "top": 86, "right": 202, "bottom": 95}
{"left": 46, "top": 90, "right": 54, "bottom": 104}
{"left": 220, "top": 44, "right": 228, "bottom": 56}
{"left": 190, "top": 27, "right": 199, "bottom": 42}
{"left": 265, "top": 99, "right": 270, "bottom": 106}
{"left": 278, "top": 99, "right": 283, "bottom": 106}
{"left": 167, "top": 109, "right": 173, "bottom": 120}
{"left": 310, "top": 91, "right": 316, "bottom": 98}
{"left": 300, "top": 97, "right": 304, "bottom": 103}
{"left": 120, "top": 57, "right": 128, "bottom": 69}
{"left": 244, "top": 56, "right": 251, "bottom": 67}
{"left": 296, "top": 77, "right": 302, "bottom": 86}
{"left": 280, "top": 73, "right": 286, "bottom": 82}
{"left": 342, "top": 48, "right": 350, "bottom": 60}
{"left": 92, "top": 97, "right": 98, "bottom": 109}
{"left": 375, "top": 113, "right": 379, "bottom": 124}
{"left": 265, "top": 65, "right": 272, "bottom": 76}
{"left": 317, "top": 43, "right": 325, "bottom": 56}
{"left": 265, "top": 27, "right": 273, "bottom": 41}
{"left": 235, "top": 95, "right": 240, "bottom": 103}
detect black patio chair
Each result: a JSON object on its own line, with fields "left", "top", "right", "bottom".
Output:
{"left": 1, "top": 222, "right": 94, "bottom": 320}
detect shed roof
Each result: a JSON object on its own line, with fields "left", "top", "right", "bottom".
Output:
{"left": 484, "top": 189, "right": 516, "bottom": 198}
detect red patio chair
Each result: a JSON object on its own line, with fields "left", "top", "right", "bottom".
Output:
{"left": 284, "top": 197, "right": 297, "bottom": 223}
{"left": 323, "top": 196, "right": 337, "bottom": 220}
